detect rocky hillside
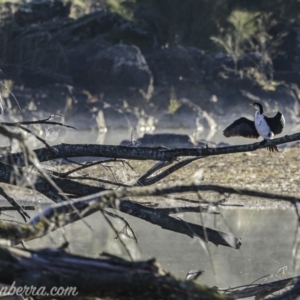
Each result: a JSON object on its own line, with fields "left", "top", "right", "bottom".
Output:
{"left": 0, "top": 0, "right": 299, "bottom": 139}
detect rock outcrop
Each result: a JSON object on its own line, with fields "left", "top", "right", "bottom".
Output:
{"left": 156, "top": 98, "right": 217, "bottom": 130}
{"left": 0, "top": 1, "right": 298, "bottom": 137}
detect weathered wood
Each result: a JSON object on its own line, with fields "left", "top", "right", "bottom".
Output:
{"left": 223, "top": 275, "right": 299, "bottom": 299}
{"left": 0, "top": 132, "right": 298, "bottom": 205}
{"left": 118, "top": 200, "right": 239, "bottom": 248}
{"left": 5, "top": 132, "right": 300, "bottom": 165}
{"left": 269, "top": 281, "right": 300, "bottom": 300}
{"left": 0, "top": 179, "right": 298, "bottom": 247}
{"left": 0, "top": 246, "right": 229, "bottom": 300}
{"left": 24, "top": 180, "right": 300, "bottom": 246}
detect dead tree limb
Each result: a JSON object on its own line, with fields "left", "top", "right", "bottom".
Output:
{"left": 6, "top": 132, "right": 299, "bottom": 165}
{"left": 0, "top": 179, "right": 297, "bottom": 245}
{"left": 151, "top": 205, "right": 220, "bottom": 214}
{"left": 0, "top": 206, "right": 34, "bottom": 212}
{"left": 0, "top": 187, "right": 30, "bottom": 221}
{"left": 0, "top": 182, "right": 243, "bottom": 248}
{"left": 1, "top": 114, "right": 76, "bottom": 130}
{"left": 136, "top": 158, "right": 199, "bottom": 186}
{"left": 104, "top": 210, "right": 138, "bottom": 243}
{"left": 117, "top": 200, "right": 237, "bottom": 248}
{"left": 222, "top": 275, "right": 299, "bottom": 299}
{"left": 2, "top": 199, "right": 225, "bottom": 248}
{"left": 34, "top": 176, "right": 106, "bottom": 199}
{"left": 269, "top": 280, "right": 300, "bottom": 300}
{"left": 0, "top": 200, "right": 240, "bottom": 249}
{"left": 0, "top": 130, "right": 298, "bottom": 204}
{"left": 0, "top": 125, "right": 104, "bottom": 201}
{"left": 50, "top": 158, "right": 132, "bottom": 178}
{"left": 27, "top": 181, "right": 300, "bottom": 245}
{"left": 0, "top": 246, "right": 229, "bottom": 300}
{"left": 136, "top": 161, "right": 173, "bottom": 185}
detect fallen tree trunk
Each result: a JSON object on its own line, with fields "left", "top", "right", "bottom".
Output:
{"left": 0, "top": 246, "right": 229, "bottom": 300}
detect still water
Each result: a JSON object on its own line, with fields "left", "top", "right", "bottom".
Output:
{"left": 4, "top": 201, "right": 298, "bottom": 291}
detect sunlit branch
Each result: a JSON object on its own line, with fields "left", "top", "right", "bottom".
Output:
{"left": 5, "top": 132, "right": 298, "bottom": 166}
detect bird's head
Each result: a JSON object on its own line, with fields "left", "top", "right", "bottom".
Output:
{"left": 250, "top": 102, "right": 263, "bottom": 114}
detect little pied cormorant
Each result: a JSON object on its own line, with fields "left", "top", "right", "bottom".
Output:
{"left": 223, "top": 102, "right": 285, "bottom": 152}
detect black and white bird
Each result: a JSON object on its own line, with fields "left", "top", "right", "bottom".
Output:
{"left": 223, "top": 102, "right": 285, "bottom": 152}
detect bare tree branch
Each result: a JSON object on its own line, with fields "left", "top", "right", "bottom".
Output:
{"left": 117, "top": 200, "right": 238, "bottom": 248}
{"left": 151, "top": 205, "right": 220, "bottom": 215}
{"left": 222, "top": 275, "right": 299, "bottom": 299}
{"left": 101, "top": 209, "right": 134, "bottom": 261}
{"left": 55, "top": 175, "right": 130, "bottom": 187}
{"left": 0, "top": 206, "right": 34, "bottom": 212}
{"left": 136, "top": 161, "right": 173, "bottom": 185}
{"left": 269, "top": 280, "right": 300, "bottom": 300}
{"left": 136, "top": 157, "right": 201, "bottom": 186}
{"left": 6, "top": 132, "right": 297, "bottom": 165}
{"left": 1, "top": 114, "right": 76, "bottom": 130}
{"left": 50, "top": 159, "right": 132, "bottom": 178}
{"left": 0, "top": 187, "right": 30, "bottom": 221}
{"left": 22, "top": 181, "right": 300, "bottom": 246}
{"left": 104, "top": 210, "right": 138, "bottom": 243}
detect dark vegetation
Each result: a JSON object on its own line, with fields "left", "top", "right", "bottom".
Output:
{"left": 0, "top": 0, "right": 298, "bottom": 299}
{"left": 0, "top": 0, "right": 299, "bottom": 122}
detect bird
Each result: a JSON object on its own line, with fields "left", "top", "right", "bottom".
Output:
{"left": 223, "top": 102, "right": 285, "bottom": 152}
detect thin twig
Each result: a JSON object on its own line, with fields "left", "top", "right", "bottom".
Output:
{"left": 104, "top": 210, "right": 138, "bottom": 243}
{"left": 153, "top": 206, "right": 220, "bottom": 215}
{"left": 1, "top": 114, "right": 76, "bottom": 130}
{"left": 0, "top": 206, "right": 35, "bottom": 211}
{"left": 100, "top": 209, "right": 134, "bottom": 261}
{"left": 50, "top": 159, "right": 132, "bottom": 178}
{"left": 54, "top": 175, "right": 130, "bottom": 187}
{"left": 0, "top": 187, "right": 30, "bottom": 221}
{"left": 196, "top": 191, "right": 217, "bottom": 281}
{"left": 18, "top": 124, "right": 53, "bottom": 150}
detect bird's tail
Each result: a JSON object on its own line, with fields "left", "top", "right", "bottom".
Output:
{"left": 267, "top": 145, "right": 278, "bottom": 152}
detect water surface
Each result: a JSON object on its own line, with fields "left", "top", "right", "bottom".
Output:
{"left": 5, "top": 202, "right": 298, "bottom": 291}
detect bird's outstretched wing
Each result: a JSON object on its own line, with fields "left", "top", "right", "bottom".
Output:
{"left": 265, "top": 111, "right": 285, "bottom": 135}
{"left": 223, "top": 117, "right": 259, "bottom": 139}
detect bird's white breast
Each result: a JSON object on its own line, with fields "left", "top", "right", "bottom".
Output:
{"left": 254, "top": 112, "right": 272, "bottom": 139}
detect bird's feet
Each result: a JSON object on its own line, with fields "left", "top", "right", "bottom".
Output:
{"left": 260, "top": 139, "right": 278, "bottom": 152}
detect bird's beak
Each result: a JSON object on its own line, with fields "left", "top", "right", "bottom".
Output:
{"left": 249, "top": 103, "right": 254, "bottom": 106}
